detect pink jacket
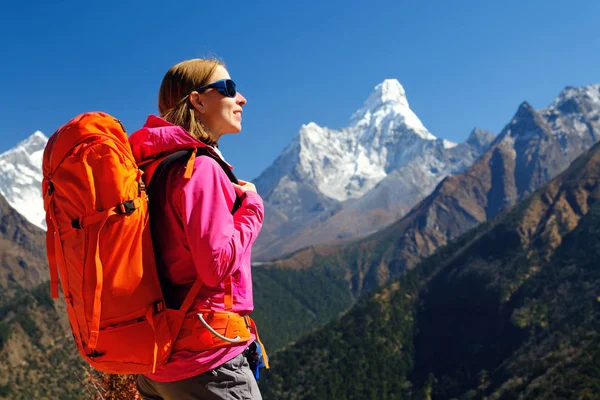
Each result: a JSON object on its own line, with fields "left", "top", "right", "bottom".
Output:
{"left": 129, "top": 115, "right": 264, "bottom": 382}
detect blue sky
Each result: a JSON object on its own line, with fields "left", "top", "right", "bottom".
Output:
{"left": 1, "top": 0, "right": 599, "bottom": 180}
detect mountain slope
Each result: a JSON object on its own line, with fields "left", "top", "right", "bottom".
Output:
{"left": 0, "top": 193, "right": 48, "bottom": 300}
{"left": 251, "top": 261, "right": 354, "bottom": 351}
{"left": 260, "top": 136, "right": 600, "bottom": 400}
{"left": 0, "top": 284, "right": 86, "bottom": 399}
{"left": 0, "top": 192, "right": 85, "bottom": 399}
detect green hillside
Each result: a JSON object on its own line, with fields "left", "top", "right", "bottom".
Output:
{"left": 252, "top": 258, "right": 354, "bottom": 351}
{"left": 0, "top": 283, "right": 87, "bottom": 399}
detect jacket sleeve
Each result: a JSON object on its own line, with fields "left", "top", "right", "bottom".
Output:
{"left": 180, "top": 157, "right": 264, "bottom": 287}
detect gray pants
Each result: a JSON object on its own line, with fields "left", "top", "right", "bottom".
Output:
{"left": 137, "top": 353, "right": 262, "bottom": 400}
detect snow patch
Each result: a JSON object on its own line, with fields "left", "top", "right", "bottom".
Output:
{"left": 0, "top": 130, "right": 48, "bottom": 230}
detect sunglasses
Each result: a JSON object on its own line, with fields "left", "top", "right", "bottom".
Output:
{"left": 194, "top": 79, "right": 237, "bottom": 98}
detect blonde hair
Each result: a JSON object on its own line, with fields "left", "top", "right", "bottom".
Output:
{"left": 158, "top": 58, "right": 223, "bottom": 146}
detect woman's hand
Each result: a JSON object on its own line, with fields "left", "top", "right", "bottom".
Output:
{"left": 232, "top": 179, "right": 257, "bottom": 196}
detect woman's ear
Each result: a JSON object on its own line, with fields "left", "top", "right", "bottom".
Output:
{"left": 189, "top": 92, "right": 206, "bottom": 113}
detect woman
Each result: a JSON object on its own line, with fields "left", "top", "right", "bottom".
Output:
{"left": 129, "top": 58, "right": 264, "bottom": 400}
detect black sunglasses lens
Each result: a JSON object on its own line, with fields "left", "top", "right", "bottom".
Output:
{"left": 226, "top": 80, "right": 237, "bottom": 97}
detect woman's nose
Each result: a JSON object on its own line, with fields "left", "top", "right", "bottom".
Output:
{"left": 237, "top": 92, "right": 247, "bottom": 106}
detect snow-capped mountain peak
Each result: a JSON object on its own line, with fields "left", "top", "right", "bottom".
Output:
{"left": 350, "top": 79, "right": 436, "bottom": 141}
{"left": 540, "top": 84, "right": 600, "bottom": 142}
{"left": 466, "top": 128, "right": 496, "bottom": 152}
{"left": 21, "top": 130, "right": 47, "bottom": 147}
{"left": 363, "top": 79, "right": 409, "bottom": 110}
{"left": 549, "top": 84, "right": 600, "bottom": 117}
{"left": 6, "top": 131, "right": 47, "bottom": 156}
{"left": 0, "top": 131, "right": 48, "bottom": 229}
{"left": 553, "top": 84, "right": 600, "bottom": 106}
{"left": 256, "top": 78, "right": 449, "bottom": 206}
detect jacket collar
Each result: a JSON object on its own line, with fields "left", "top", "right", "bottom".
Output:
{"left": 129, "top": 115, "right": 230, "bottom": 168}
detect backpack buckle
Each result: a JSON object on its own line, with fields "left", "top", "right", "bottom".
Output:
{"left": 116, "top": 200, "right": 136, "bottom": 215}
{"left": 153, "top": 301, "right": 165, "bottom": 314}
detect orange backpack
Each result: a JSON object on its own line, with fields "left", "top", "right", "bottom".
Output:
{"left": 43, "top": 112, "right": 266, "bottom": 375}
{"left": 42, "top": 112, "right": 180, "bottom": 374}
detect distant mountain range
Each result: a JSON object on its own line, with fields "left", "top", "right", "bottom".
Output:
{"left": 253, "top": 83, "right": 600, "bottom": 262}
{"left": 260, "top": 122, "right": 600, "bottom": 400}
{"left": 263, "top": 84, "right": 600, "bottom": 296}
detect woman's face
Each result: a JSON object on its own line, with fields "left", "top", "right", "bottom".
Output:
{"left": 192, "top": 65, "right": 247, "bottom": 140}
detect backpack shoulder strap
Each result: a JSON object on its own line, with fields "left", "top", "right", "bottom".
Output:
{"left": 195, "top": 147, "right": 243, "bottom": 214}
{"left": 196, "top": 147, "right": 238, "bottom": 183}
{"left": 147, "top": 147, "right": 240, "bottom": 312}
{"left": 147, "top": 147, "right": 242, "bottom": 212}
{"left": 147, "top": 150, "right": 194, "bottom": 195}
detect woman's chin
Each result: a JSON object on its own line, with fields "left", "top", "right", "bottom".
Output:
{"left": 222, "top": 127, "right": 242, "bottom": 136}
